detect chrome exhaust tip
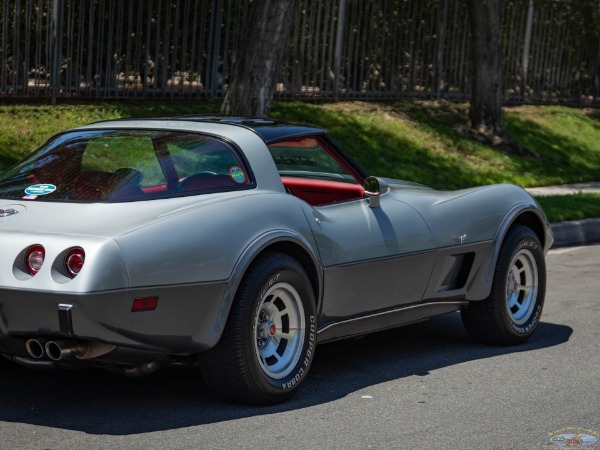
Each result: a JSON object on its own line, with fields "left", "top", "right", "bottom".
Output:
{"left": 45, "top": 340, "right": 88, "bottom": 361}
{"left": 25, "top": 339, "right": 46, "bottom": 359}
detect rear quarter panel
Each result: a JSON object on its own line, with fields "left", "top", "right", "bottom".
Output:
{"left": 114, "top": 191, "right": 318, "bottom": 288}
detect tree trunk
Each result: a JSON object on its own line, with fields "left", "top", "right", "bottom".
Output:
{"left": 468, "top": 0, "right": 505, "bottom": 135}
{"left": 221, "top": 0, "right": 299, "bottom": 117}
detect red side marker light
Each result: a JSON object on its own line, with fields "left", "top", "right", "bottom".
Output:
{"left": 131, "top": 297, "right": 159, "bottom": 312}
{"left": 25, "top": 244, "right": 45, "bottom": 276}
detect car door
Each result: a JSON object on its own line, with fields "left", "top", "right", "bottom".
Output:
{"left": 304, "top": 193, "right": 436, "bottom": 323}
{"left": 267, "top": 137, "right": 436, "bottom": 325}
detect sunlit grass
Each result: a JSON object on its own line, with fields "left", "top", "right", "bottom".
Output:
{"left": 0, "top": 101, "right": 221, "bottom": 169}
{"left": 535, "top": 194, "right": 600, "bottom": 223}
{"left": 1, "top": 99, "right": 598, "bottom": 197}
{"left": 271, "top": 101, "right": 600, "bottom": 190}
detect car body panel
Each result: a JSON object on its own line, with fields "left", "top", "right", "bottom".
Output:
{"left": 0, "top": 282, "right": 229, "bottom": 354}
{"left": 0, "top": 116, "right": 553, "bottom": 372}
{"left": 301, "top": 194, "right": 437, "bottom": 323}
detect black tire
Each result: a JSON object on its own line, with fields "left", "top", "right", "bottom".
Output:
{"left": 199, "top": 252, "right": 317, "bottom": 405}
{"left": 462, "top": 225, "right": 546, "bottom": 345}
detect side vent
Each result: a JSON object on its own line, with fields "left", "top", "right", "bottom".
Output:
{"left": 439, "top": 252, "right": 475, "bottom": 291}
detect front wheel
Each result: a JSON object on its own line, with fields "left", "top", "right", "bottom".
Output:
{"left": 199, "top": 252, "right": 317, "bottom": 405}
{"left": 462, "top": 225, "right": 546, "bottom": 345}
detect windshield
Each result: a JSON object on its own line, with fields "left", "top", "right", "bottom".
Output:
{"left": 0, "top": 129, "right": 253, "bottom": 203}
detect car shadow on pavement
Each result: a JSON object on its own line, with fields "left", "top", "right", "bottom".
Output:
{"left": 0, "top": 313, "right": 572, "bottom": 435}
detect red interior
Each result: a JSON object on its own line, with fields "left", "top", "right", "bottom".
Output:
{"left": 140, "top": 177, "right": 364, "bottom": 206}
{"left": 142, "top": 184, "right": 168, "bottom": 194}
{"left": 281, "top": 177, "right": 364, "bottom": 206}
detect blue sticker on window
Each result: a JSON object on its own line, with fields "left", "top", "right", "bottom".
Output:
{"left": 229, "top": 166, "right": 246, "bottom": 184}
{"left": 25, "top": 184, "right": 57, "bottom": 196}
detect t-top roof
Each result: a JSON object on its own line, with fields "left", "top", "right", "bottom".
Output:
{"left": 84, "top": 115, "right": 327, "bottom": 144}
{"left": 168, "top": 115, "right": 326, "bottom": 144}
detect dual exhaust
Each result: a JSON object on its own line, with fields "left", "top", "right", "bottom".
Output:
{"left": 25, "top": 338, "right": 87, "bottom": 361}
{"left": 22, "top": 338, "right": 164, "bottom": 377}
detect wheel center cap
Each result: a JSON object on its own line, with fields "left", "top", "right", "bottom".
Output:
{"left": 513, "top": 281, "right": 519, "bottom": 292}
{"left": 269, "top": 323, "right": 277, "bottom": 336}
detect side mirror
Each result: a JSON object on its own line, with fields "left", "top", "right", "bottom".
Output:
{"left": 364, "top": 176, "right": 389, "bottom": 208}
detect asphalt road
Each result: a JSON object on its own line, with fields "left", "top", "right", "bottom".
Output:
{"left": 1, "top": 245, "right": 598, "bottom": 450}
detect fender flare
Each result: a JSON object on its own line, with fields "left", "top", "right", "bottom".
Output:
{"left": 210, "top": 229, "right": 323, "bottom": 343}
{"left": 466, "top": 202, "right": 551, "bottom": 301}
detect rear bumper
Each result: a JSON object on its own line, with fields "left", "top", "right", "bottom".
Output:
{"left": 0, "top": 281, "right": 228, "bottom": 356}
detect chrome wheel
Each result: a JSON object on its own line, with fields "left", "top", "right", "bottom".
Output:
{"left": 254, "top": 282, "right": 305, "bottom": 379}
{"left": 505, "top": 248, "right": 538, "bottom": 325}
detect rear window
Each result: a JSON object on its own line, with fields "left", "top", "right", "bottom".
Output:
{"left": 0, "top": 130, "right": 253, "bottom": 203}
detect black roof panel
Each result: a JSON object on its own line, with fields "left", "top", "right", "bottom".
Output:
{"left": 168, "top": 115, "right": 326, "bottom": 143}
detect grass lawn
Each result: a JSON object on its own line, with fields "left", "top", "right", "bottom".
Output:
{"left": 0, "top": 99, "right": 598, "bottom": 222}
{"left": 535, "top": 194, "right": 600, "bottom": 223}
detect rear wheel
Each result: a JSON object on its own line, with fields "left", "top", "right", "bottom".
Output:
{"left": 200, "top": 252, "right": 317, "bottom": 405}
{"left": 462, "top": 225, "right": 546, "bottom": 345}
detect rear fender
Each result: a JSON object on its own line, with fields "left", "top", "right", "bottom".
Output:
{"left": 211, "top": 230, "right": 322, "bottom": 343}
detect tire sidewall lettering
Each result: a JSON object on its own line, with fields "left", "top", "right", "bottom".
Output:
{"left": 511, "top": 304, "right": 542, "bottom": 334}
{"left": 259, "top": 272, "right": 281, "bottom": 300}
{"left": 520, "top": 238, "right": 539, "bottom": 251}
{"left": 280, "top": 313, "right": 316, "bottom": 390}
{"left": 252, "top": 265, "right": 316, "bottom": 394}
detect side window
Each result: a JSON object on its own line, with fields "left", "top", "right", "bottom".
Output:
{"left": 166, "top": 135, "right": 252, "bottom": 192}
{"left": 267, "top": 138, "right": 359, "bottom": 184}
{"left": 267, "top": 137, "right": 364, "bottom": 206}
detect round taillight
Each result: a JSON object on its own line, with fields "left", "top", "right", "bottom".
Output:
{"left": 65, "top": 247, "right": 85, "bottom": 278}
{"left": 25, "top": 245, "right": 45, "bottom": 276}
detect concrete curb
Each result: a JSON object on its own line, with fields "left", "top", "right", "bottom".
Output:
{"left": 551, "top": 218, "right": 600, "bottom": 248}
{"left": 525, "top": 182, "right": 599, "bottom": 248}
{"left": 526, "top": 181, "right": 600, "bottom": 197}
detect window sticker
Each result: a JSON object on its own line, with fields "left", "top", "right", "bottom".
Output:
{"left": 229, "top": 166, "right": 246, "bottom": 184}
{"left": 24, "top": 184, "right": 57, "bottom": 197}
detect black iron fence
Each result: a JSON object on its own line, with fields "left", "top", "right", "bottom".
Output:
{"left": 0, "top": 0, "right": 599, "bottom": 104}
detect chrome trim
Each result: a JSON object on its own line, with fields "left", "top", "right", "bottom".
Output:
{"left": 317, "top": 301, "right": 468, "bottom": 335}
{"left": 0, "top": 208, "right": 18, "bottom": 217}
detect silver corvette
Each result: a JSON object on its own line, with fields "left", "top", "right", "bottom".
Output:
{"left": 0, "top": 116, "right": 552, "bottom": 404}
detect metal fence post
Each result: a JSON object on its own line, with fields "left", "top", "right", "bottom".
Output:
{"left": 521, "top": 0, "right": 534, "bottom": 102}
{"left": 334, "top": 0, "right": 347, "bottom": 101}
{"left": 51, "top": 0, "right": 64, "bottom": 104}
{"left": 206, "top": 0, "right": 223, "bottom": 98}
{"left": 437, "top": 0, "right": 449, "bottom": 99}
{"left": 594, "top": 32, "right": 600, "bottom": 102}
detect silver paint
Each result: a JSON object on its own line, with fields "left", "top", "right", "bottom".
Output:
{"left": 0, "top": 118, "right": 553, "bottom": 366}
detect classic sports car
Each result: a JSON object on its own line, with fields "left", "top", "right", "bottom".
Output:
{"left": 0, "top": 116, "right": 552, "bottom": 404}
